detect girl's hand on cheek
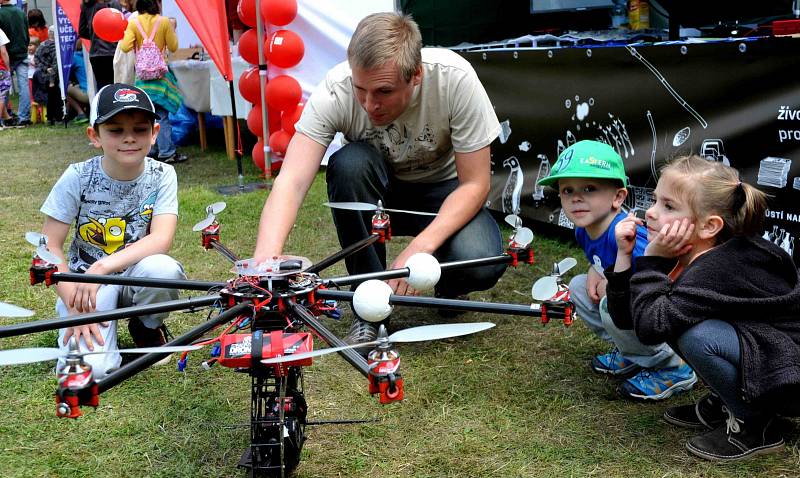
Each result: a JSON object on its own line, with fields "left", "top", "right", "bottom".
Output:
{"left": 645, "top": 217, "right": 694, "bottom": 257}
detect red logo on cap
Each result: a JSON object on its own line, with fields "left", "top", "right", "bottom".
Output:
{"left": 114, "top": 89, "right": 139, "bottom": 103}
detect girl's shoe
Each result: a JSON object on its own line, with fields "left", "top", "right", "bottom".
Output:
{"left": 686, "top": 412, "right": 784, "bottom": 461}
{"left": 663, "top": 393, "right": 726, "bottom": 429}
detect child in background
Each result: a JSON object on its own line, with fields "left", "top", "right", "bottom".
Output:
{"left": 607, "top": 155, "right": 800, "bottom": 460}
{"left": 27, "top": 36, "right": 39, "bottom": 82}
{"left": 27, "top": 8, "right": 49, "bottom": 43}
{"left": 537, "top": 140, "right": 696, "bottom": 400}
{"left": 33, "top": 25, "right": 60, "bottom": 124}
{"left": 39, "top": 84, "right": 186, "bottom": 378}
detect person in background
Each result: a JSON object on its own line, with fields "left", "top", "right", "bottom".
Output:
{"left": 79, "top": 0, "right": 122, "bottom": 90}
{"left": 112, "top": 0, "right": 136, "bottom": 84}
{"left": 33, "top": 24, "right": 60, "bottom": 124}
{"left": 119, "top": 0, "right": 135, "bottom": 17}
{"left": 27, "top": 7, "right": 47, "bottom": 42}
{"left": 26, "top": 34, "right": 37, "bottom": 81}
{"left": 0, "top": 0, "right": 31, "bottom": 126}
{"left": 119, "top": 0, "right": 186, "bottom": 164}
{"left": 67, "top": 43, "right": 89, "bottom": 123}
{"left": 0, "top": 26, "right": 14, "bottom": 128}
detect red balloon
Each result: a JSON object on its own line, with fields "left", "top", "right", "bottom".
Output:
{"left": 252, "top": 140, "right": 266, "bottom": 173}
{"left": 281, "top": 103, "right": 303, "bottom": 135}
{"left": 266, "top": 75, "right": 302, "bottom": 112}
{"left": 247, "top": 105, "right": 265, "bottom": 137}
{"left": 238, "top": 28, "right": 262, "bottom": 66}
{"left": 237, "top": 0, "right": 258, "bottom": 28}
{"left": 270, "top": 159, "right": 283, "bottom": 175}
{"left": 269, "top": 130, "right": 292, "bottom": 157}
{"left": 261, "top": 0, "right": 297, "bottom": 26}
{"left": 266, "top": 30, "right": 304, "bottom": 68}
{"left": 92, "top": 8, "right": 127, "bottom": 42}
{"left": 239, "top": 67, "right": 263, "bottom": 104}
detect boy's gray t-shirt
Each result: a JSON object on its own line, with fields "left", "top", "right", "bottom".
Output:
{"left": 41, "top": 156, "right": 178, "bottom": 273}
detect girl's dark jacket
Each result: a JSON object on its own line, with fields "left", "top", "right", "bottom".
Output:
{"left": 606, "top": 236, "right": 800, "bottom": 406}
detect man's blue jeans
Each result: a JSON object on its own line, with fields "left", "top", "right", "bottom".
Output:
{"left": 326, "top": 142, "right": 505, "bottom": 297}
{"left": 10, "top": 59, "right": 30, "bottom": 121}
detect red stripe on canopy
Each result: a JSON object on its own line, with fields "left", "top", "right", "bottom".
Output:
{"left": 174, "top": 0, "right": 233, "bottom": 81}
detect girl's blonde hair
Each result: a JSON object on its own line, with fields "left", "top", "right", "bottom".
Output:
{"left": 661, "top": 155, "right": 767, "bottom": 242}
{"left": 347, "top": 12, "right": 422, "bottom": 83}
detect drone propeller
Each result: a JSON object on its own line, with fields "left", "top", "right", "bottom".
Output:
{"left": 0, "top": 345, "right": 202, "bottom": 366}
{"left": 504, "top": 214, "right": 534, "bottom": 248}
{"left": 25, "top": 232, "right": 62, "bottom": 265}
{"left": 324, "top": 201, "right": 438, "bottom": 217}
{"left": 261, "top": 322, "right": 495, "bottom": 364}
{"left": 192, "top": 201, "right": 227, "bottom": 231}
{"left": 0, "top": 302, "right": 34, "bottom": 318}
{"left": 531, "top": 257, "right": 577, "bottom": 301}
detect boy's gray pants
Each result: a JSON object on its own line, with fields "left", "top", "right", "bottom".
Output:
{"left": 56, "top": 254, "right": 186, "bottom": 378}
{"left": 569, "top": 273, "right": 682, "bottom": 369}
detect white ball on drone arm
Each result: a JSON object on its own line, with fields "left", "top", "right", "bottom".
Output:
{"left": 404, "top": 253, "right": 441, "bottom": 291}
{"left": 352, "top": 280, "right": 394, "bottom": 323}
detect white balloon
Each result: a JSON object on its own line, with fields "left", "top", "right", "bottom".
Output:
{"left": 404, "top": 253, "right": 441, "bottom": 291}
{"left": 352, "top": 280, "right": 394, "bottom": 323}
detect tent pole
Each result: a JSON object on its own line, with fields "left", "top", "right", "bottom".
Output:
{"left": 255, "top": 0, "right": 272, "bottom": 178}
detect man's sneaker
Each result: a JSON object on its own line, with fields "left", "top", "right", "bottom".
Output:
{"left": 344, "top": 318, "right": 378, "bottom": 353}
{"left": 618, "top": 362, "right": 697, "bottom": 401}
{"left": 686, "top": 412, "right": 784, "bottom": 461}
{"left": 590, "top": 346, "right": 641, "bottom": 376}
{"left": 15, "top": 119, "right": 32, "bottom": 128}
{"left": 663, "top": 393, "right": 727, "bottom": 429}
{"left": 128, "top": 318, "right": 172, "bottom": 366}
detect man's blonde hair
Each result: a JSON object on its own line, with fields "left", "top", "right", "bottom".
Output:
{"left": 347, "top": 12, "right": 422, "bottom": 82}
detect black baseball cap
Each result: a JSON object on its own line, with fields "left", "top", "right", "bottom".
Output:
{"left": 90, "top": 83, "right": 158, "bottom": 127}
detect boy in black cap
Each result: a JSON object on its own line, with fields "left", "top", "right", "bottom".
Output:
{"left": 39, "top": 83, "right": 185, "bottom": 377}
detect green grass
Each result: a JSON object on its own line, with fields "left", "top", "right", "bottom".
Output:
{"left": 0, "top": 124, "right": 798, "bottom": 477}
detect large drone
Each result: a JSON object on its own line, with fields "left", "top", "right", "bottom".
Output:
{"left": 0, "top": 202, "right": 576, "bottom": 477}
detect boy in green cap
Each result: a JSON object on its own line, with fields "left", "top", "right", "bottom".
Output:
{"left": 538, "top": 140, "right": 696, "bottom": 400}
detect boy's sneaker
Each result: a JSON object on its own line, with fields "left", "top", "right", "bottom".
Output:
{"left": 128, "top": 318, "right": 172, "bottom": 366}
{"left": 618, "top": 362, "right": 697, "bottom": 401}
{"left": 590, "top": 346, "right": 641, "bottom": 376}
{"left": 686, "top": 413, "right": 784, "bottom": 461}
{"left": 663, "top": 393, "right": 727, "bottom": 429}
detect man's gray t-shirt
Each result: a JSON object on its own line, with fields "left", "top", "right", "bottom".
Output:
{"left": 296, "top": 48, "right": 501, "bottom": 183}
{"left": 41, "top": 156, "right": 178, "bottom": 273}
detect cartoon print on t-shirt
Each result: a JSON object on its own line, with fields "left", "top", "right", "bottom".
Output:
{"left": 78, "top": 216, "right": 129, "bottom": 255}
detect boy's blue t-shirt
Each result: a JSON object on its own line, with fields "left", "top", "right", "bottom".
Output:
{"left": 575, "top": 211, "right": 647, "bottom": 271}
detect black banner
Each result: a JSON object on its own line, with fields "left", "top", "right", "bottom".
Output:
{"left": 464, "top": 37, "right": 800, "bottom": 263}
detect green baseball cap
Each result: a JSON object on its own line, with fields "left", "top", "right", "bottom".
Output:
{"left": 537, "top": 140, "right": 627, "bottom": 188}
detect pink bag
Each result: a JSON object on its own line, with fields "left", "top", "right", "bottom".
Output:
{"left": 133, "top": 17, "right": 168, "bottom": 80}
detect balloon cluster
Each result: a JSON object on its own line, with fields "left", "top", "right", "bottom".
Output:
{"left": 236, "top": 0, "right": 305, "bottom": 175}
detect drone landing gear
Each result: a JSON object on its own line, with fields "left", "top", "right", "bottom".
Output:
{"left": 240, "top": 366, "right": 307, "bottom": 478}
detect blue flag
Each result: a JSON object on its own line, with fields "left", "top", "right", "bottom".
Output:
{"left": 53, "top": 0, "right": 77, "bottom": 116}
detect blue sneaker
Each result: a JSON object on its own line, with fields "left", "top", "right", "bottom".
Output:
{"left": 591, "top": 346, "right": 641, "bottom": 376}
{"left": 619, "top": 362, "right": 697, "bottom": 401}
